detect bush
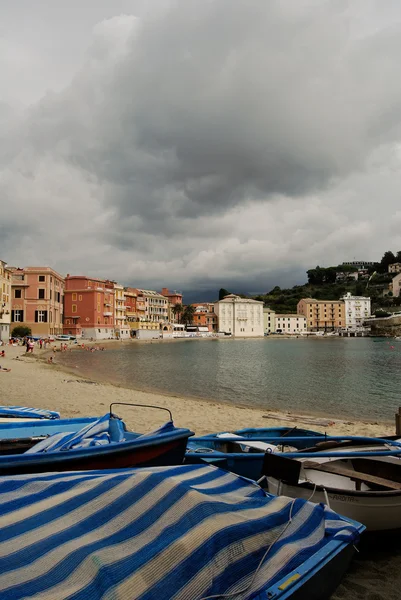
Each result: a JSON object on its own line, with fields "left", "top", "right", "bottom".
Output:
{"left": 11, "top": 325, "right": 32, "bottom": 338}
{"left": 374, "top": 310, "right": 391, "bottom": 318}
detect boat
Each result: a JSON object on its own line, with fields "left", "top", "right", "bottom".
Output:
{"left": 185, "top": 428, "right": 325, "bottom": 480}
{"left": 261, "top": 439, "right": 401, "bottom": 533}
{"left": 0, "top": 463, "right": 364, "bottom": 600}
{"left": 0, "top": 403, "right": 194, "bottom": 475}
{"left": 0, "top": 406, "right": 60, "bottom": 422}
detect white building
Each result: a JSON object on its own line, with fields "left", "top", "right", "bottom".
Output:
{"left": 263, "top": 308, "right": 276, "bottom": 334}
{"left": 275, "top": 314, "right": 307, "bottom": 334}
{"left": 215, "top": 294, "right": 264, "bottom": 337}
{"left": 388, "top": 263, "right": 401, "bottom": 274}
{"left": 342, "top": 292, "right": 371, "bottom": 330}
{"left": 0, "top": 260, "right": 11, "bottom": 342}
{"left": 391, "top": 273, "right": 401, "bottom": 298}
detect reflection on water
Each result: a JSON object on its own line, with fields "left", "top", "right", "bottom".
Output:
{"left": 59, "top": 338, "right": 401, "bottom": 421}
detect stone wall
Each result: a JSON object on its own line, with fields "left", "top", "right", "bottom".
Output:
{"left": 368, "top": 315, "right": 401, "bottom": 336}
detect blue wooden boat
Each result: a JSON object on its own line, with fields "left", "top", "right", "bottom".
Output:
{"left": 186, "top": 434, "right": 401, "bottom": 481}
{"left": 0, "top": 403, "right": 194, "bottom": 475}
{"left": 0, "top": 463, "right": 364, "bottom": 600}
{"left": 0, "top": 406, "right": 60, "bottom": 420}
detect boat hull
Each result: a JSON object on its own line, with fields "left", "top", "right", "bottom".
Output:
{"left": 266, "top": 477, "right": 401, "bottom": 532}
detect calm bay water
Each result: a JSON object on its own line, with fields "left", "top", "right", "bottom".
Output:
{"left": 59, "top": 337, "right": 401, "bottom": 422}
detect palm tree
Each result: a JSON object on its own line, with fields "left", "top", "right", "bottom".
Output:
{"left": 181, "top": 305, "right": 196, "bottom": 325}
{"left": 172, "top": 303, "right": 183, "bottom": 323}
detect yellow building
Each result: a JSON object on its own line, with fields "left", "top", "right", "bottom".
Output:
{"left": 0, "top": 260, "right": 11, "bottom": 342}
{"left": 297, "top": 298, "right": 345, "bottom": 331}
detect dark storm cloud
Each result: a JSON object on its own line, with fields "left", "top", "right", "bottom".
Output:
{"left": 1, "top": 0, "right": 401, "bottom": 291}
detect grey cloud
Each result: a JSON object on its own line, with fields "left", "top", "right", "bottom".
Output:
{"left": 1, "top": 1, "right": 401, "bottom": 292}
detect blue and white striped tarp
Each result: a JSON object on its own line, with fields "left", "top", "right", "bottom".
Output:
{"left": 0, "top": 406, "right": 60, "bottom": 419}
{"left": 0, "top": 464, "right": 360, "bottom": 600}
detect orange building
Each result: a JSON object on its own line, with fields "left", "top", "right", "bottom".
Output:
{"left": 63, "top": 275, "right": 115, "bottom": 340}
{"left": 297, "top": 298, "right": 345, "bottom": 331}
{"left": 10, "top": 267, "right": 64, "bottom": 336}
{"left": 161, "top": 288, "right": 183, "bottom": 323}
{"left": 192, "top": 303, "right": 218, "bottom": 332}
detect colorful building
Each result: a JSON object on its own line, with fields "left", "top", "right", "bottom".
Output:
{"left": 297, "top": 298, "right": 345, "bottom": 331}
{"left": 63, "top": 275, "right": 115, "bottom": 339}
{"left": 124, "top": 287, "right": 137, "bottom": 334}
{"left": 161, "top": 288, "right": 183, "bottom": 323}
{"left": 113, "top": 282, "right": 130, "bottom": 339}
{"left": 274, "top": 314, "right": 307, "bottom": 334}
{"left": 215, "top": 294, "right": 264, "bottom": 337}
{"left": 10, "top": 267, "right": 64, "bottom": 337}
{"left": 191, "top": 303, "right": 218, "bottom": 332}
{"left": 136, "top": 289, "right": 169, "bottom": 325}
{"left": 0, "top": 260, "right": 11, "bottom": 342}
{"left": 263, "top": 307, "right": 275, "bottom": 334}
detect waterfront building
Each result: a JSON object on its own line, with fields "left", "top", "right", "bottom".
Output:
{"left": 388, "top": 263, "right": 401, "bottom": 274}
{"left": 135, "top": 289, "right": 169, "bottom": 325}
{"left": 161, "top": 288, "right": 183, "bottom": 323}
{"left": 274, "top": 314, "right": 306, "bottom": 334}
{"left": 10, "top": 266, "right": 64, "bottom": 337}
{"left": 297, "top": 298, "right": 345, "bottom": 331}
{"left": 113, "top": 282, "right": 130, "bottom": 339}
{"left": 263, "top": 307, "right": 276, "bottom": 334}
{"left": 390, "top": 273, "right": 401, "bottom": 298}
{"left": 0, "top": 260, "right": 11, "bottom": 342}
{"left": 191, "top": 303, "right": 218, "bottom": 332}
{"left": 215, "top": 294, "right": 263, "bottom": 337}
{"left": 342, "top": 292, "right": 371, "bottom": 330}
{"left": 63, "top": 275, "right": 115, "bottom": 339}
{"left": 124, "top": 288, "right": 137, "bottom": 335}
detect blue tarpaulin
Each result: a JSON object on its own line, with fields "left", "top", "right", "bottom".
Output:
{"left": 0, "top": 464, "right": 361, "bottom": 599}
{"left": 0, "top": 406, "right": 60, "bottom": 419}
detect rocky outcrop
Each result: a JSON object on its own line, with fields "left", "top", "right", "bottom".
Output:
{"left": 368, "top": 314, "right": 401, "bottom": 336}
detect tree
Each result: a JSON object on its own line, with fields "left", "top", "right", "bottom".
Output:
{"left": 11, "top": 325, "right": 31, "bottom": 338}
{"left": 379, "top": 250, "right": 396, "bottom": 273}
{"left": 181, "top": 305, "right": 196, "bottom": 325}
{"left": 396, "top": 251, "right": 401, "bottom": 262}
{"left": 172, "top": 303, "right": 183, "bottom": 323}
{"left": 218, "top": 288, "right": 231, "bottom": 300}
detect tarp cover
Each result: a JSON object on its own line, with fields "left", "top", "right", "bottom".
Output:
{"left": 0, "top": 406, "right": 60, "bottom": 419}
{"left": 0, "top": 464, "right": 360, "bottom": 600}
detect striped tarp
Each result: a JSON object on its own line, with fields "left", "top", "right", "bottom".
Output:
{"left": 0, "top": 406, "right": 60, "bottom": 419}
{"left": 0, "top": 464, "right": 360, "bottom": 600}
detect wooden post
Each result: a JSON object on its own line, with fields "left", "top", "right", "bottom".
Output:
{"left": 396, "top": 407, "right": 401, "bottom": 436}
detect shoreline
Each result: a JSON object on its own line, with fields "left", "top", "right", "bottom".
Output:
{"left": 0, "top": 344, "right": 395, "bottom": 437}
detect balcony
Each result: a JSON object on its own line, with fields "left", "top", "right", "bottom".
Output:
{"left": 103, "top": 311, "right": 113, "bottom": 316}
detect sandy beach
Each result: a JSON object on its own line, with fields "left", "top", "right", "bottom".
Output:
{"left": 0, "top": 343, "right": 395, "bottom": 437}
{"left": 1, "top": 342, "right": 400, "bottom": 599}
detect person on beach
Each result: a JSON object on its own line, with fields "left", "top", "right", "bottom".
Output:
{"left": 0, "top": 351, "right": 5, "bottom": 357}
{"left": 0, "top": 366, "right": 11, "bottom": 372}
{"left": 47, "top": 356, "right": 54, "bottom": 364}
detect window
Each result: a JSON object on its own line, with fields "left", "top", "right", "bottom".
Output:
{"left": 35, "top": 310, "right": 48, "bottom": 323}
{"left": 72, "top": 305, "right": 77, "bottom": 313}
{"left": 14, "top": 289, "right": 22, "bottom": 299}
{"left": 38, "top": 275, "right": 45, "bottom": 282}
{"left": 11, "top": 310, "right": 24, "bottom": 322}
{"left": 49, "top": 311, "right": 52, "bottom": 322}
{"left": 79, "top": 295, "right": 82, "bottom": 301}
{"left": 38, "top": 289, "right": 45, "bottom": 299}
{"left": 72, "top": 293, "right": 77, "bottom": 301}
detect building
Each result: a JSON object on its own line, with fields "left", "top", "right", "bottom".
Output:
{"left": 342, "top": 261, "right": 375, "bottom": 268}
{"left": 263, "top": 308, "right": 275, "bottom": 334}
{"left": 215, "top": 294, "right": 264, "bottom": 337}
{"left": 124, "top": 287, "right": 137, "bottom": 335}
{"left": 389, "top": 263, "right": 401, "bottom": 274}
{"left": 342, "top": 292, "right": 371, "bottom": 330}
{"left": 0, "top": 260, "right": 11, "bottom": 342}
{"left": 275, "top": 314, "right": 307, "bottom": 334}
{"left": 63, "top": 275, "right": 115, "bottom": 339}
{"left": 297, "top": 298, "right": 345, "bottom": 331}
{"left": 136, "top": 290, "right": 169, "bottom": 325}
{"left": 113, "top": 282, "right": 130, "bottom": 339}
{"left": 191, "top": 303, "right": 218, "bottom": 332}
{"left": 161, "top": 288, "right": 183, "bottom": 323}
{"left": 391, "top": 273, "right": 401, "bottom": 298}
{"left": 10, "top": 267, "right": 64, "bottom": 337}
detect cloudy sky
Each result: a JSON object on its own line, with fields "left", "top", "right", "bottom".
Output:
{"left": 1, "top": 0, "right": 401, "bottom": 300}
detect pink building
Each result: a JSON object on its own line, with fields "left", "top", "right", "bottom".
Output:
{"left": 10, "top": 267, "right": 65, "bottom": 336}
{"left": 63, "top": 275, "right": 115, "bottom": 340}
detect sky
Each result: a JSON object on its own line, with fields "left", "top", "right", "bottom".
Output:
{"left": 1, "top": 0, "right": 401, "bottom": 301}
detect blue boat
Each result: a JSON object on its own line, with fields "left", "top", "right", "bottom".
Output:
{"left": 0, "top": 403, "right": 194, "bottom": 475}
{"left": 0, "top": 406, "right": 60, "bottom": 420}
{"left": 0, "top": 463, "right": 364, "bottom": 599}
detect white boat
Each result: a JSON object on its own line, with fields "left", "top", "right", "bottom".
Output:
{"left": 262, "top": 446, "right": 401, "bottom": 532}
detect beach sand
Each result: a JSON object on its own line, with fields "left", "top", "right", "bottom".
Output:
{"left": 0, "top": 342, "right": 400, "bottom": 599}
